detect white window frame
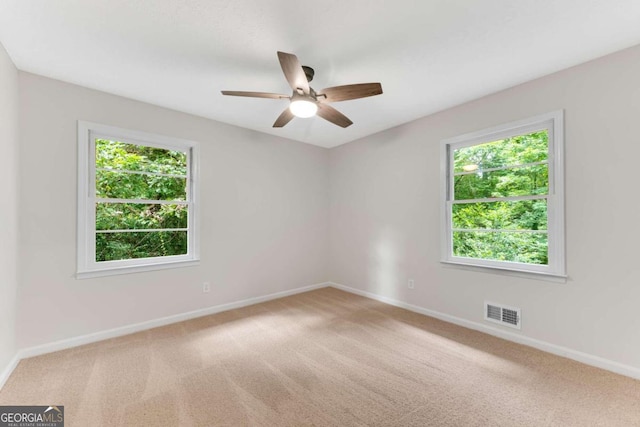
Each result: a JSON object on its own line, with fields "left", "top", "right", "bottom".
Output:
{"left": 77, "top": 121, "right": 200, "bottom": 279}
{"left": 440, "top": 111, "right": 565, "bottom": 279}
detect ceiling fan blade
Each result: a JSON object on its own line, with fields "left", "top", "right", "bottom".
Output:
{"left": 221, "top": 91, "right": 289, "bottom": 99}
{"left": 317, "top": 83, "right": 383, "bottom": 103}
{"left": 277, "top": 51, "right": 310, "bottom": 94}
{"left": 317, "top": 104, "right": 353, "bottom": 128}
{"left": 273, "top": 107, "right": 295, "bottom": 128}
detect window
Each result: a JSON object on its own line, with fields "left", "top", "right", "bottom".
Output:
{"left": 77, "top": 122, "right": 199, "bottom": 278}
{"left": 440, "top": 111, "right": 565, "bottom": 277}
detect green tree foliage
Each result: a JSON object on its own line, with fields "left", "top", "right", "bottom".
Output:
{"left": 94, "top": 139, "right": 188, "bottom": 262}
{"left": 452, "top": 131, "right": 549, "bottom": 264}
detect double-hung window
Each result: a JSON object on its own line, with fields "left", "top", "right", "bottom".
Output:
{"left": 77, "top": 122, "right": 199, "bottom": 278}
{"left": 440, "top": 111, "right": 565, "bottom": 277}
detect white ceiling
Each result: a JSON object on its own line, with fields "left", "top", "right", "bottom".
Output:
{"left": 1, "top": 1, "right": 640, "bottom": 148}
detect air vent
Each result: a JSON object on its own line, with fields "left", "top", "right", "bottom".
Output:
{"left": 484, "top": 301, "right": 521, "bottom": 329}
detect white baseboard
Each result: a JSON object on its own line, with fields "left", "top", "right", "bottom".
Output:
{"left": 1, "top": 282, "right": 330, "bottom": 389}
{"left": 4, "top": 280, "right": 638, "bottom": 390}
{"left": 328, "top": 282, "right": 640, "bottom": 381}
{"left": 18, "top": 282, "right": 330, "bottom": 360}
{"left": 0, "top": 354, "right": 20, "bottom": 390}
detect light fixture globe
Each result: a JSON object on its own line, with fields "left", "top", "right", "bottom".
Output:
{"left": 289, "top": 99, "right": 318, "bottom": 118}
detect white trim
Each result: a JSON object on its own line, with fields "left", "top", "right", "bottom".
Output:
{"left": 548, "top": 111, "right": 566, "bottom": 275}
{"left": 4, "top": 281, "right": 639, "bottom": 390}
{"left": 96, "top": 228, "right": 188, "bottom": 234}
{"left": 440, "top": 260, "right": 567, "bottom": 283}
{"left": 1, "top": 282, "right": 328, "bottom": 390}
{"left": 452, "top": 228, "right": 547, "bottom": 234}
{"left": 90, "top": 127, "right": 198, "bottom": 152}
{"left": 76, "top": 259, "right": 199, "bottom": 279}
{"left": 96, "top": 167, "right": 187, "bottom": 179}
{"left": 452, "top": 194, "right": 547, "bottom": 205}
{"left": 0, "top": 354, "right": 20, "bottom": 390}
{"left": 77, "top": 121, "right": 200, "bottom": 277}
{"left": 453, "top": 160, "right": 548, "bottom": 176}
{"left": 96, "top": 198, "right": 188, "bottom": 205}
{"left": 78, "top": 251, "right": 198, "bottom": 279}
{"left": 440, "top": 110, "right": 565, "bottom": 277}
{"left": 14, "top": 282, "right": 330, "bottom": 361}
{"left": 328, "top": 282, "right": 640, "bottom": 380}
{"left": 445, "top": 255, "right": 554, "bottom": 275}
{"left": 441, "top": 112, "right": 555, "bottom": 148}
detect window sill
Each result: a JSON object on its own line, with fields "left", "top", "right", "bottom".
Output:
{"left": 440, "top": 260, "right": 567, "bottom": 283}
{"left": 77, "top": 259, "right": 200, "bottom": 279}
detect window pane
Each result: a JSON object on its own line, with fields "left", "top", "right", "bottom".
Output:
{"left": 453, "top": 231, "right": 548, "bottom": 265}
{"left": 96, "top": 139, "right": 187, "bottom": 175}
{"left": 96, "top": 169, "right": 187, "bottom": 200}
{"left": 454, "top": 164, "right": 548, "bottom": 200}
{"left": 96, "top": 231, "right": 188, "bottom": 261}
{"left": 453, "top": 130, "right": 548, "bottom": 173}
{"left": 96, "top": 203, "right": 188, "bottom": 230}
{"left": 452, "top": 199, "right": 547, "bottom": 231}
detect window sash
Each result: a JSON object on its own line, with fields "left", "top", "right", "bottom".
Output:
{"left": 96, "top": 167, "right": 187, "bottom": 179}
{"left": 95, "top": 228, "right": 189, "bottom": 234}
{"left": 94, "top": 197, "right": 190, "bottom": 205}
{"left": 450, "top": 194, "right": 547, "bottom": 205}
{"left": 452, "top": 228, "right": 548, "bottom": 234}
{"left": 452, "top": 160, "right": 548, "bottom": 176}
{"left": 89, "top": 136, "right": 193, "bottom": 264}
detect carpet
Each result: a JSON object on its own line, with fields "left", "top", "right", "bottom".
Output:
{"left": 1, "top": 287, "right": 639, "bottom": 426}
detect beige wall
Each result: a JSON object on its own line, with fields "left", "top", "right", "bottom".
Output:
{"left": 0, "top": 42, "right": 19, "bottom": 376}
{"left": 16, "top": 73, "right": 329, "bottom": 349}
{"left": 329, "top": 44, "right": 640, "bottom": 370}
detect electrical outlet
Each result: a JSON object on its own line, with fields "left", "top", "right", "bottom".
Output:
{"left": 408, "top": 279, "right": 415, "bottom": 289}
{"left": 202, "top": 282, "right": 211, "bottom": 293}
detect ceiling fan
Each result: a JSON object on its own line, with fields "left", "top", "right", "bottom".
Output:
{"left": 221, "top": 51, "right": 383, "bottom": 128}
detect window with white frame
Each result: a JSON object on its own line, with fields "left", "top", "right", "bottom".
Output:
{"left": 440, "top": 111, "right": 565, "bottom": 277}
{"left": 77, "top": 122, "right": 199, "bottom": 278}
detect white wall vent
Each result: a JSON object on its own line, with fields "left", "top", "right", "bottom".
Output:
{"left": 484, "top": 301, "right": 521, "bottom": 329}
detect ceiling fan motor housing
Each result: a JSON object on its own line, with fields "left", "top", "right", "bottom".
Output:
{"left": 302, "top": 66, "right": 314, "bottom": 82}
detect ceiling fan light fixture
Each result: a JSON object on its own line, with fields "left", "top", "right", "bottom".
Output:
{"left": 221, "top": 51, "right": 382, "bottom": 128}
{"left": 289, "top": 99, "right": 318, "bottom": 118}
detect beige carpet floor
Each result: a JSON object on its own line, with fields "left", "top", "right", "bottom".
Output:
{"left": 1, "top": 287, "right": 639, "bottom": 426}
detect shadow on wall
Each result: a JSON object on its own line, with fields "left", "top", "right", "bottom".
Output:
{"left": 368, "top": 226, "right": 403, "bottom": 301}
